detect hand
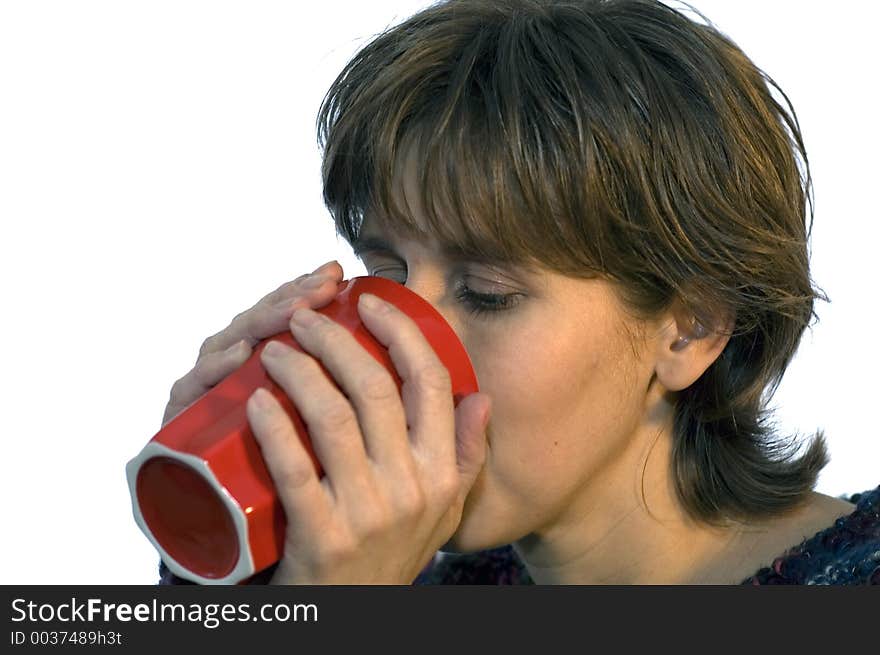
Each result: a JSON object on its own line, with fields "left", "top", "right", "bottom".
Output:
{"left": 161, "top": 260, "right": 344, "bottom": 428}
{"left": 246, "top": 288, "right": 492, "bottom": 584}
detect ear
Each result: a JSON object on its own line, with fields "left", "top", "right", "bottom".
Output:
{"left": 653, "top": 303, "right": 735, "bottom": 392}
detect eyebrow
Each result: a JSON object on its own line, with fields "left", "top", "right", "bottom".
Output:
{"left": 352, "top": 233, "right": 481, "bottom": 264}
{"left": 350, "top": 230, "right": 539, "bottom": 277}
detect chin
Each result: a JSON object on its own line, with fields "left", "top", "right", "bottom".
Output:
{"left": 439, "top": 532, "right": 493, "bottom": 554}
{"left": 439, "top": 488, "right": 521, "bottom": 554}
{"left": 440, "top": 527, "right": 518, "bottom": 554}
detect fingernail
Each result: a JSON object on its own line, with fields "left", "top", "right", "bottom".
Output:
{"left": 359, "top": 293, "right": 390, "bottom": 313}
{"left": 312, "top": 260, "right": 338, "bottom": 275}
{"left": 291, "top": 307, "right": 324, "bottom": 328}
{"left": 263, "top": 340, "right": 286, "bottom": 357}
{"left": 225, "top": 339, "right": 247, "bottom": 354}
{"left": 250, "top": 388, "right": 274, "bottom": 410}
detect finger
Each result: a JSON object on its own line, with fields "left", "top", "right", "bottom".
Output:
{"left": 355, "top": 293, "right": 456, "bottom": 465}
{"left": 163, "top": 339, "right": 253, "bottom": 426}
{"left": 263, "top": 260, "right": 343, "bottom": 306}
{"left": 259, "top": 340, "right": 374, "bottom": 502}
{"left": 287, "top": 306, "right": 410, "bottom": 474}
{"left": 452, "top": 392, "right": 491, "bottom": 494}
{"left": 434, "top": 392, "right": 491, "bottom": 541}
{"left": 197, "top": 260, "right": 344, "bottom": 358}
{"left": 198, "top": 275, "right": 338, "bottom": 358}
{"left": 246, "top": 387, "right": 332, "bottom": 537}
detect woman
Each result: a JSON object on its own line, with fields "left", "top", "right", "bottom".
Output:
{"left": 159, "top": 0, "right": 879, "bottom": 585}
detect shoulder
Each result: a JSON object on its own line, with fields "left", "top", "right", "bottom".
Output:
{"left": 413, "top": 545, "right": 534, "bottom": 585}
{"left": 740, "top": 484, "right": 880, "bottom": 585}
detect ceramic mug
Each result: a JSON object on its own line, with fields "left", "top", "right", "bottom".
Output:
{"left": 126, "top": 276, "right": 479, "bottom": 584}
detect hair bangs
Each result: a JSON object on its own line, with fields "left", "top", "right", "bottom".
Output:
{"left": 318, "top": 4, "right": 612, "bottom": 276}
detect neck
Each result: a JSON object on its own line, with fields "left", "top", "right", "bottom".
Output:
{"left": 512, "top": 393, "right": 752, "bottom": 585}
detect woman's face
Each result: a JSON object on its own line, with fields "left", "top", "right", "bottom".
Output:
{"left": 354, "top": 161, "right": 665, "bottom": 553}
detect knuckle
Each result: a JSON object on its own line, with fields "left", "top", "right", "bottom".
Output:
{"left": 317, "top": 401, "right": 358, "bottom": 433}
{"left": 414, "top": 364, "right": 451, "bottom": 394}
{"left": 271, "top": 277, "right": 305, "bottom": 299}
{"left": 293, "top": 272, "right": 315, "bottom": 286}
{"left": 268, "top": 294, "right": 298, "bottom": 314}
{"left": 198, "top": 335, "right": 221, "bottom": 358}
{"left": 190, "top": 365, "right": 211, "bottom": 390}
{"left": 351, "top": 507, "right": 388, "bottom": 538}
{"left": 393, "top": 481, "right": 427, "bottom": 517}
{"left": 227, "top": 310, "right": 249, "bottom": 335}
{"left": 168, "top": 373, "right": 195, "bottom": 404}
{"left": 274, "top": 462, "right": 313, "bottom": 493}
{"left": 263, "top": 282, "right": 294, "bottom": 307}
{"left": 434, "top": 470, "right": 459, "bottom": 502}
{"left": 320, "top": 535, "right": 357, "bottom": 565}
{"left": 263, "top": 418, "right": 292, "bottom": 444}
{"left": 202, "top": 312, "right": 253, "bottom": 360}
{"left": 357, "top": 369, "right": 398, "bottom": 403}
{"left": 168, "top": 377, "right": 185, "bottom": 401}
{"left": 290, "top": 312, "right": 330, "bottom": 341}
{"left": 193, "top": 350, "right": 234, "bottom": 387}
{"left": 315, "top": 327, "right": 349, "bottom": 359}
{"left": 310, "top": 317, "right": 339, "bottom": 344}
{"left": 191, "top": 356, "right": 219, "bottom": 387}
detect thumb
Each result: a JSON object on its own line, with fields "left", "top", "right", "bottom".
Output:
{"left": 453, "top": 391, "right": 491, "bottom": 493}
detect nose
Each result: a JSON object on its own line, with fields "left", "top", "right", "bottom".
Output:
{"left": 402, "top": 271, "right": 462, "bottom": 337}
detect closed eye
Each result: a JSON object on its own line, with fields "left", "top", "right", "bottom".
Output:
{"left": 454, "top": 282, "right": 522, "bottom": 319}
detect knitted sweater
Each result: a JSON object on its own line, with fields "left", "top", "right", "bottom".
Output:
{"left": 158, "top": 484, "right": 880, "bottom": 585}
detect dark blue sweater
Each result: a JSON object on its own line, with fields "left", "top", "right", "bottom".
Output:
{"left": 159, "top": 484, "right": 880, "bottom": 585}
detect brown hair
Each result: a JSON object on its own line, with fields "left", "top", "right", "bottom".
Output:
{"left": 316, "top": 0, "right": 829, "bottom": 528}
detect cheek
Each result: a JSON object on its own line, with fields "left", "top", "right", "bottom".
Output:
{"left": 465, "top": 317, "right": 641, "bottom": 504}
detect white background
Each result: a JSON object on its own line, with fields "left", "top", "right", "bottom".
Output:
{"left": 1, "top": 1, "right": 876, "bottom": 584}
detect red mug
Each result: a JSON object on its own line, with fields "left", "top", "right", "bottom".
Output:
{"left": 126, "top": 276, "right": 479, "bottom": 584}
